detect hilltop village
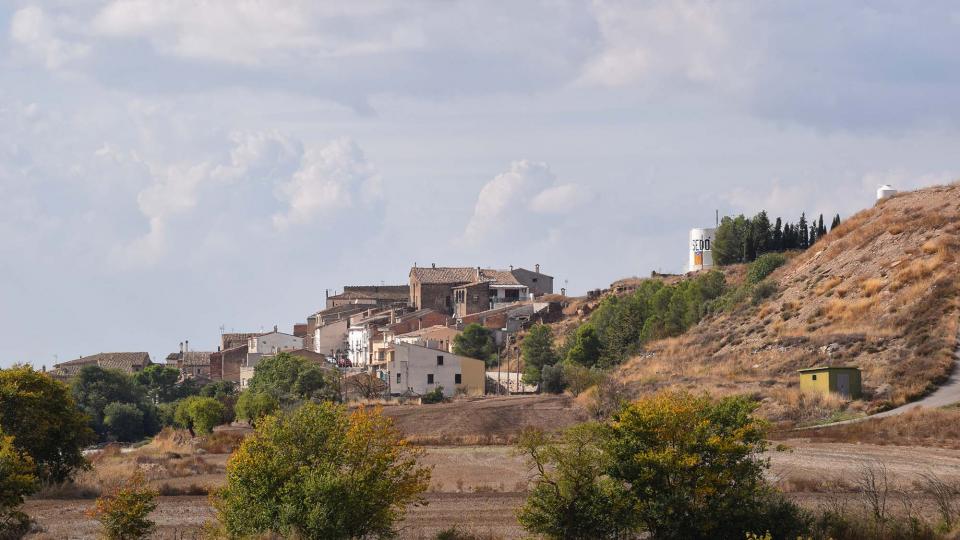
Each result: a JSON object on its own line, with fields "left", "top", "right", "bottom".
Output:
{"left": 47, "top": 264, "right": 562, "bottom": 399}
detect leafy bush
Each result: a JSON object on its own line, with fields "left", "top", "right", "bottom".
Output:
{"left": 604, "top": 391, "right": 809, "bottom": 540}
{"left": 174, "top": 396, "right": 225, "bottom": 435}
{"left": 234, "top": 391, "right": 279, "bottom": 426}
{"left": 88, "top": 471, "right": 157, "bottom": 540}
{"left": 517, "top": 425, "right": 636, "bottom": 540}
{"left": 561, "top": 362, "right": 601, "bottom": 397}
{"left": 421, "top": 387, "right": 445, "bottom": 404}
{"left": 540, "top": 364, "right": 565, "bottom": 394}
{"left": 72, "top": 365, "right": 160, "bottom": 443}
{"left": 214, "top": 402, "right": 430, "bottom": 539}
{"left": 0, "top": 365, "right": 95, "bottom": 483}
{"left": 102, "top": 402, "right": 145, "bottom": 443}
{"left": 748, "top": 253, "right": 787, "bottom": 284}
{"left": 0, "top": 430, "right": 37, "bottom": 539}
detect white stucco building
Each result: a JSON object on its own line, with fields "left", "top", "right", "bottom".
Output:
{"left": 247, "top": 330, "right": 303, "bottom": 354}
{"left": 386, "top": 342, "right": 485, "bottom": 397}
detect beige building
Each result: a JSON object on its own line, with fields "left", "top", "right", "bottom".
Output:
{"left": 393, "top": 325, "right": 461, "bottom": 353}
{"left": 385, "top": 342, "right": 485, "bottom": 397}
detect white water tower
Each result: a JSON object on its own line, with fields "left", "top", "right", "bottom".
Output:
{"left": 689, "top": 228, "right": 716, "bottom": 271}
{"left": 877, "top": 184, "right": 897, "bottom": 201}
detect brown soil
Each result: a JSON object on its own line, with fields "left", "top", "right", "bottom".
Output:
{"left": 382, "top": 394, "right": 587, "bottom": 445}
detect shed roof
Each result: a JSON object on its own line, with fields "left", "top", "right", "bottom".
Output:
{"left": 797, "top": 366, "right": 860, "bottom": 373}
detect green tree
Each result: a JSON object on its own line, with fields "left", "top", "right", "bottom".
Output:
{"left": 102, "top": 402, "right": 146, "bottom": 443}
{"left": 0, "top": 365, "right": 95, "bottom": 483}
{"left": 0, "top": 430, "right": 37, "bottom": 537}
{"left": 234, "top": 391, "right": 279, "bottom": 427}
{"left": 132, "top": 364, "right": 181, "bottom": 403}
{"left": 174, "top": 396, "right": 225, "bottom": 435}
{"left": 516, "top": 425, "right": 636, "bottom": 540}
{"left": 248, "top": 352, "right": 336, "bottom": 403}
{"left": 214, "top": 403, "right": 431, "bottom": 539}
{"left": 521, "top": 325, "right": 558, "bottom": 385}
{"left": 452, "top": 323, "right": 496, "bottom": 364}
{"left": 200, "top": 380, "right": 237, "bottom": 399}
{"left": 798, "top": 212, "right": 809, "bottom": 249}
{"left": 565, "top": 324, "right": 602, "bottom": 368}
{"left": 72, "top": 365, "right": 158, "bottom": 441}
{"left": 831, "top": 214, "right": 841, "bottom": 231}
{"left": 88, "top": 471, "right": 158, "bottom": 540}
{"left": 604, "top": 391, "right": 808, "bottom": 539}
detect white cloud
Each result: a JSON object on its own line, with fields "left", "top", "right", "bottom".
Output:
{"left": 10, "top": 6, "right": 89, "bottom": 70}
{"left": 272, "top": 138, "right": 381, "bottom": 230}
{"left": 464, "top": 160, "right": 585, "bottom": 243}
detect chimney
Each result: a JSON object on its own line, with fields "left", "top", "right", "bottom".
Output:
{"left": 326, "top": 289, "right": 329, "bottom": 299}
{"left": 179, "top": 342, "right": 183, "bottom": 353}
{"left": 432, "top": 262, "right": 436, "bottom": 268}
{"left": 217, "top": 346, "right": 221, "bottom": 352}
{"left": 535, "top": 264, "right": 540, "bottom": 274}
{"left": 561, "top": 287, "right": 566, "bottom": 296}
{"left": 273, "top": 324, "right": 278, "bottom": 333}
{"left": 509, "top": 265, "right": 513, "bottom": 271}
{"left": 477, "top": 266, "right": 481, "bottom": 280}
{"left": 185, "top": 340, "right": 189, "bottom": 352}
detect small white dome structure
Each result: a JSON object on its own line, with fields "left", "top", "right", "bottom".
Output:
{"left": 877, "top": 184, "right": 897, "bottom": 201}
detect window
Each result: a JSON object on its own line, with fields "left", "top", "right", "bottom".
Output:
{"left": 396, "top": 373, "right": 401, "bottom": 383}
{"left": 532, "top": 278, "right": 538, "bottom": 282}
{"left": 437, "top": 355, "right": 444, "bottom": 366}
{"left": 427, "top": 374, "right": 434, "bottom": 384}
{"left": 812, "top": 374, "right": 817, "bottom": 380}
{"left": 455, "top": 374, "right": 462, "bottom": 384}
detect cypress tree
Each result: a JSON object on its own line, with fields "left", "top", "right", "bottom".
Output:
{"left": 798, "top": 213, "right": 809, "bottom": 249}
{"left": 818, "top": 214, "right": 826, "bottom": 237}
{"left": 772, "top": 218, "right": 783, "bottom": 251}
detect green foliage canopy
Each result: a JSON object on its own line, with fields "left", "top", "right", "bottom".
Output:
{"left": 565, "top": 324, "right": 602, "bottom": 367}
{"left": 72, "top": 365, "right": 159, "bottom": 441}
{"left": 0, "top": 365, "right": 95, "bottom": 483}
{"left": 214, "top": 402, "right": 431, "bottom": 539}
{"left": 452, "top": 323, "right": 496, "bottom": 364}
{"left": 521, "top": 324, "right": 557, "bottom": 384}
{"left": 0, "top": 429, "right": 37, "bottom": 534}
{"left": 174, "top": 396, "right": 225, "bottom": 435}
{"left": 234, "top": 391, "right": 279, "bottom": 426}
{"left": 102, "top": 402, "right": 146, "bottom": 443}
{"left": 247, "top": 352, "right": 336, "bottom": 403}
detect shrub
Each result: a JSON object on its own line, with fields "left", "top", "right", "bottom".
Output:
{"left": 234, "top": 391, "right": 279, "bottom": 426}
{"left": 751, "top": 280, "right": 779, "bottom": 305}
{"left": 517, "top": 424, "right": 636, "bottom": 540}
{"left": 561, "top": 362, "right": 601, "bottom": 397}
{"left": 88, "top": 471, "right": 158, "bottom": 540}
{"left": 604, "top": 391, "right": 808, "bottom": 539}
{"left": 0, "top": 430, "right": 37, "bottom": 539}
{"left": 0, "top": 365, "right": 95, "bottom": 483}
{"left": 748, "top": 253, "right": 787, "bottom": 284}
{"left": 174, "top": 396, "right": 225, "bottom": 435}
{"left": 103, "top": 402, "right": 146, "bottom": 443}
{"left": 565, "top": 324, "right": 602, "bottom": 367}
{"left": 540, "top": 364, "right": 565, "bottom": 394}
{"left": 248, "top": 352, "right": 337, "bottom": 403}
{"left": 421, "top": 387, "right": 445, "bottom": 404}
{"left": 214, "top": 402, "right": 430, "bottom": 539}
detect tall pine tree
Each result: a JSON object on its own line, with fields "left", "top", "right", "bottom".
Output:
{"left": 772, "top": 217, "right": 783, "bottom": 251}
{"left": 798, "top": 213, "right": 809, "bottom": 249}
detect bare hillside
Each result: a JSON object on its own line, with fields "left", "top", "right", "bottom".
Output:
{"left": 616, "top": 183, "right": 960, "bottom": 425}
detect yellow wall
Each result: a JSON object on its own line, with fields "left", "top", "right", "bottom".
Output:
{"left": 799, "top": 371, "right": 831, "bottom": 396}
{"left": 458, "top": 357, "right": 486, "bottom": 396}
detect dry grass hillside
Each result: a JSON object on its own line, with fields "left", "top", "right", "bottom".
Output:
{"left": 616, "top": 183, "right": 960, "bottom": 425}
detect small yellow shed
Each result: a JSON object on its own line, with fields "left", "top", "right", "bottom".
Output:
{"left": 798, "top": 366, "right": 862, "bottom": 399}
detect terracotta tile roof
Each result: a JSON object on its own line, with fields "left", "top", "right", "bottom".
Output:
{"left": 51, "top": 352, "right": 152, "bottom": 378}
{"left": 175, "top": 351, "right": 215, "bottom": 367}
{"left": 410, "top": 267, "right": 523, "bottom": 286}
{"left": 410, "top": 267, "right": 478, "bottom": 284}
{"left": 330, "top": 285, "right": 409, "bottom": 301}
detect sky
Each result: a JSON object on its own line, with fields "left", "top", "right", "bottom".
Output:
{"left": 2, "top": 1, "right": 959, "bottom": 367}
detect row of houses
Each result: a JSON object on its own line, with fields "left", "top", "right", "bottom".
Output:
{"left": 48, "top": 264, "right": 559, "bottom": 399}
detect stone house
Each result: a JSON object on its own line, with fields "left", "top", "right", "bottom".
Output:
{"left": 50, "top": 352, "right": 152, "bottom": 380}
{"left": 409, "top": 264, "right": 554, "bottom": 316}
